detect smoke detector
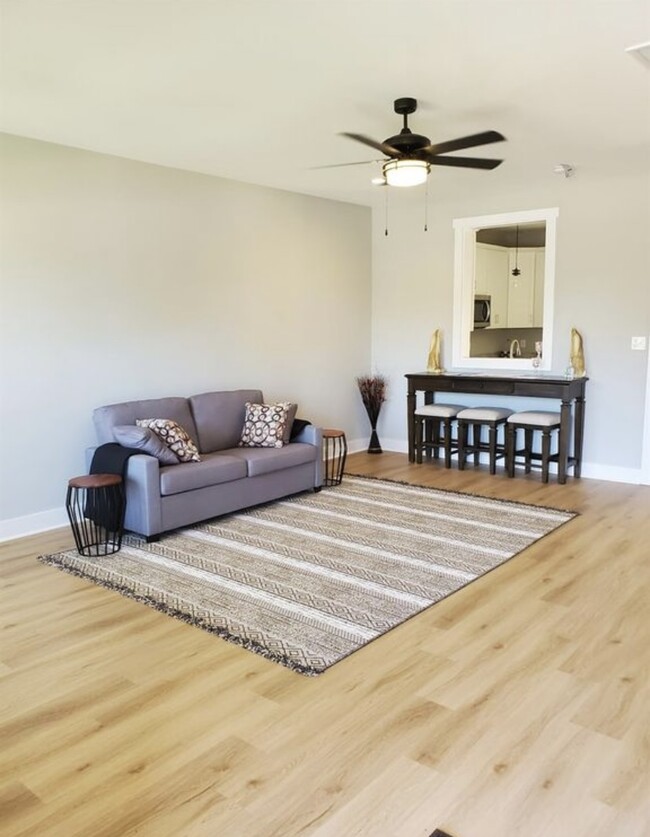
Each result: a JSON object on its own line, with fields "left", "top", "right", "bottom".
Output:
{"left": 626, "top": 41, "right": 650, "bottom": 67}
{"left": 553, "top": 164, "right": 575, "bottom": 178}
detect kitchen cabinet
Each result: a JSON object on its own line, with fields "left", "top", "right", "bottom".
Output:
{"left": 507, "top": 249, "right": 537, "bottom": 327}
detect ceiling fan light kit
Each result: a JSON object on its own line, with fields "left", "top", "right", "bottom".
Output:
{"left": 383, "top": 158, "right": 430, "bottom": 187}
{"left": 329, "top": 97, "right": 506, "bottom": 194}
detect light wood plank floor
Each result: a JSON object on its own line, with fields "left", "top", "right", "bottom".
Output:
{"left": 1, "top": 453, "right": 649, "bottom": 837}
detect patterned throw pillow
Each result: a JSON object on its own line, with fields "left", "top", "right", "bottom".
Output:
{"left": 113, "top": 424, "right": 180, "bottom": 466}
{"left": 136, "top": 418, "right": 201, "bottom": 462}
{"left": 239, "top": 402, "right": 292, "bottom": 449}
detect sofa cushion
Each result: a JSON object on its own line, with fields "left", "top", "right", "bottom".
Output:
{"left": 239, "top": 401, "right": 293, "bottom": 449}
{"left": 136, "top": 418, "right": 201, "bottom": 463}
{"left": 189, "top": 390, "right": 263, "bottom": 453}
{"left": 225, "top": 442, "right": 317, "bottom": 477}
{"left": 93, "top": 397, "right": 199, "bottom": 446}
{"left": 159, "top": 452, "right": 247, "bottom": 496}
{"left": 113, "top": 424, "right": 180, "bottom": 466}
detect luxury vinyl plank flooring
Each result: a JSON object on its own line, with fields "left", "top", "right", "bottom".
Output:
{"left": 1, "top": 453, "right": 649, "bottom": 837}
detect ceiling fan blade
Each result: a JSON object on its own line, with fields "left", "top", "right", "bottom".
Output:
{"left": 423, "top": 130, "right": 506, "bottom": 156}
{"left": 340, "top": 132, "right": 400, "bottom": 157}
{"left": 310, "top": 160, "right": 378, "bottom": 169}
{"left": 425, "top": 155, "right": 503, "bottom": 169}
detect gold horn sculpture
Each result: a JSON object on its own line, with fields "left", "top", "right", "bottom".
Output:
{"left": 570, "top": 327, "right": 586, "bottom": 377}
{"left": 426, "top": 329, "right": 444, "bottom": 374}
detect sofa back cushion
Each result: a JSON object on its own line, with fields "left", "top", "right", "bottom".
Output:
{"left": 189, "top": 389, "right": 263, "bottom": 453}
{"left": 93, "top": 397, "right": 198, "bottom": 446}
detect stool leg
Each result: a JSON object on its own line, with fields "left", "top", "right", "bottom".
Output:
{"left": 541, "top": 429, "right": 551, "bottom": 483}
{"left": 507, "top": 425, "right": 515, "bottom": 477}
{"left": 524, "top": 428, "right": 533, "bottom": 474}
{"left": 424, "top": 416, "right": 433, "bottom": 460}
{"left": 443, "top": 419, "right": 452, "bottom": 469}
{"left": 432, "top": 419, "right": 441, "bottom": 460}
{"left": 458, "top": 422, "right": 466, "bottom": 470}
{"left": 489, "top": 423, "right": 497, "bottom": 475}
{"left": 472, "top": 424, "right": 481, "bottom": 467}
{"left": 415, "top": 416, "right": 423, "bottom": 465}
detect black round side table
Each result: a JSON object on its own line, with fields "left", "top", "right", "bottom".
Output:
{"left": 322, "top": 429, "right": 348, "bottom": 487}
{"left": 66, "top": 474, "right": 125, "bottom": 556}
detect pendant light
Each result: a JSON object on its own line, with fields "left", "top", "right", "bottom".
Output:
{"left": 511, "top": 225, "right": 521, "bottom": 276}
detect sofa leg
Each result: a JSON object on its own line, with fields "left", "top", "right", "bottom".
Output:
{"left": 146, "top": 534, "right": 160, "bottom": 543}
{"left": 313, "top": 486, "right": 322, "bottom": 493}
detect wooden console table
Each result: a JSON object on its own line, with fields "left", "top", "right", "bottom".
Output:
{"left": 405, "top": 372, "right": 588, "bottom": 484}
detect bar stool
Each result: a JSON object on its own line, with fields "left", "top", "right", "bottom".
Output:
{"left": 457, "top": 407, "right": 513, "bottom": 475}
{"left": 414, "top": 404, "right": 466, "bottom": 468}
{"left": 506, "top": 411, "right": 562, "bottom": 483}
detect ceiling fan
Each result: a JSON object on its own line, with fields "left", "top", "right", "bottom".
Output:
{"left": 321, "top": 97, "right": 506, "bottom": 187}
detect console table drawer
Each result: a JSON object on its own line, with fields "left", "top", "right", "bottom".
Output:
{"left": 515, "top": 383, "right": 565, "bottom": 398}
{"left": 451, "top": 380, "right": 515, "bottom": 395}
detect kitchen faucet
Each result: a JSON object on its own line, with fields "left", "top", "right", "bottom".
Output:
{"left": 509, "top": 339, "right": 521, "bottom": 358}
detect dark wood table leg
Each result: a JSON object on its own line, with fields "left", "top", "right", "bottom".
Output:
{"left": 574, "top": 395, "right": 586, "bottom": 478}
{"left": 407, "top": 388, "right": 416, "bottom": 463}
{"left": 558, "top": 398, "right": 571, "bottom": 484}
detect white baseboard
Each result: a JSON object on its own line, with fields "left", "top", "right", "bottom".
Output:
{"left": 0, "top": 507, "right": 68, "bottom": 544}
{"left": 376, "top": 438, "right": 409, "bottom": 454}
{"left": 346, "top": 437, "right": 371, "bottom": 455}
{"left": 579, "top": 463, "right": 643, "bottom": 484}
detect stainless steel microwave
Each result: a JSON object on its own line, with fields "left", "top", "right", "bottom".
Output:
{"left": 474, "top": 294, "right": 491, "bottom": 329}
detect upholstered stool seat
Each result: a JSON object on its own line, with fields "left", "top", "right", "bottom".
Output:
{"left": 457, "top": 407, "right": 513, "bottom": 474}
{"left": 414, "top": 404, "right": 466, "bottom": 468}
{"left": 506, "top": 411, "right": 562, "bottom": 483}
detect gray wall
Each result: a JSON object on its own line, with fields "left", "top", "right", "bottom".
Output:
{"left": 371, "top": 169, "right": 650, "bottom": 478}
{"left": 0, "top": 134, "right": 372, "bottom": 526}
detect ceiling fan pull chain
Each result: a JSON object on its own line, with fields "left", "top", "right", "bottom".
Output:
{"left": 384, "top": 185, "right": 389, "bottom": 236}
{"left": 424, "top": 178, "right": 429, "bottom": 232}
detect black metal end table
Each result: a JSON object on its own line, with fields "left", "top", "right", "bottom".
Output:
{"left": 66, "top": 473, "right": 125, "bottom": 556}
{"left": 322, "top": 429, "right": 347, "bottom": 486}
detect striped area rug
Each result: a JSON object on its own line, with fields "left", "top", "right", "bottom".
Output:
{"left": 39, "top": 477, "right": 575, "bottom": 676}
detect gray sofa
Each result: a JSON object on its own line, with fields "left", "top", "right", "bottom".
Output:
{"left": 90, "top": 389, "right": 322, "bottom": 539}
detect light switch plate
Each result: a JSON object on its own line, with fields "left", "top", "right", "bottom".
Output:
{"left": 631, "top": 336, "right": 647, "bottom": 351}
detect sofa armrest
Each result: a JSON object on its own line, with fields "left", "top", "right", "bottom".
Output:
{"left": 291, "top": 424, "right": 323, "bottom": 487}
{"left": 123, "top": 455, "right": 162, "bottom": 536}
{"left": 292, "top": 424, "right": 322, "bottom": 448}
{"left": 85, "top": 446, "right": 162, "bottom": 537}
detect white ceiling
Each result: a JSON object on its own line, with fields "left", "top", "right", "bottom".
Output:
{"left": 1, "top": 0, "right": 649, "bottom": 206}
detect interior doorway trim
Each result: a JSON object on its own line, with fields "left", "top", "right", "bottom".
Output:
{"left": 641, "top": 336, "right": 650, "bottom": 485}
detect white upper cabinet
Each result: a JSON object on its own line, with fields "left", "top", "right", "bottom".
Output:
{"left": 507, "top": 248, "right": 537, "bottom": 327}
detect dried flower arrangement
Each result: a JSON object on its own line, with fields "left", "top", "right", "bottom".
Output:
{"left": 356, "top": 375, "right": 386, "bottom": 453}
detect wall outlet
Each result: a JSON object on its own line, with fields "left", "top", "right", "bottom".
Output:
{"left": 520, "top": 339, "right": 527, "bottom": 349}
{"left": 631, "top": 336, "right": 647, "bottom": 351}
